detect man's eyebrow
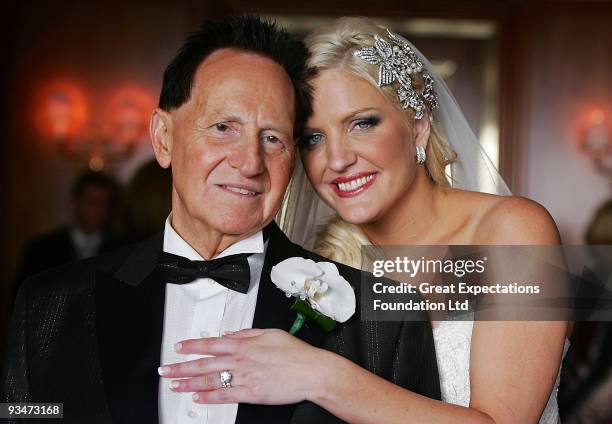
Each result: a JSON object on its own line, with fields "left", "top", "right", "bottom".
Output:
{"left": 210, "top": 112, "right": 245, "bottom": 123}
{"left": 197, "top": 112, "right": 245, "bottom": 126}
{"left": 260, "top": 124, "right": 292, "bottom": 136}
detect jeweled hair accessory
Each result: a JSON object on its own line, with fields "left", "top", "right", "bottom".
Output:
{"left": 353, "top": 29, "right": 439, "bottom": 120}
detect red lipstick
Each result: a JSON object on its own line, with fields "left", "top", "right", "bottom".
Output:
{"left": 329, "top": 172, "right": 378, "bottom": 198}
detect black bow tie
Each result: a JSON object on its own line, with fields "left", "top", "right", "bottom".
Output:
{"left": 156, "top": 251, "right": 252, "bottom": 294}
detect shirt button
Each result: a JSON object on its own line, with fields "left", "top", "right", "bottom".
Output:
{"left": 187, "top": 410, "right": 198, "bottom": 419}
{"left": 200, "top": 330, "right": 210, "bottom": 337}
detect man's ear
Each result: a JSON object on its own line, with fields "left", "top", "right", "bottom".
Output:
{"left": 150, "top": 108, "right": 173, "bottom": 169}
{"left": 414, "top": 113, "right": 432, "bottom": 151}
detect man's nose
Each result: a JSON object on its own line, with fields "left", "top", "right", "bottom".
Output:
{"left": 326, "top": 137, "right": 357, "bottom": 173}
{"left": 228, "top": 134, "right": 265, "bottom": 178}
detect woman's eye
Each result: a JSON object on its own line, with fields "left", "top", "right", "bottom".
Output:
{"left": 305, "top": 133, "right": 324, "bottom": 147}
{"left": 215, "top": 123, "right": 229, "bottom": 132}
{"left": 354, "top": 117, "right": 379, "bottom": 130}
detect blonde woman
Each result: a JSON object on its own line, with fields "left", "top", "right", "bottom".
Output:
{"left": 292, "top": 17, "right": 570, "bottom": 423}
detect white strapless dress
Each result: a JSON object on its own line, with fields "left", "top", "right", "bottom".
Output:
{"left": 433, "top": 320, "right": 569, "bottom": 423}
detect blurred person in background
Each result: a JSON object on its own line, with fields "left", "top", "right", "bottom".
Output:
{"left": 585, "top": 200, "right": 612, "bottom": 246}
{"left": 124, "top": 159, "right": 172, "bottom": 243}
{"left": 560, "top": 199, "right": 612, "bottom": 424}
{"left": 13, "top": 171, "right": 122, "bottom": 297}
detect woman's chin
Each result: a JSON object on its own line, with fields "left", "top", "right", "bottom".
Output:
{"left": 337, "top": 207, "right": 381, "bottom": 226}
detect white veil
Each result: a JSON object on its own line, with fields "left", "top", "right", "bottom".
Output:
{"left": 277, "top": 29, "right": 511, "bottom": 250}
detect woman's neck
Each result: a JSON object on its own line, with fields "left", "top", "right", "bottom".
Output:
{"left": 360, "top": 169, "right": 445, "bottom": 245}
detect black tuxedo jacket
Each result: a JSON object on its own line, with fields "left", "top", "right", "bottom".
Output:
{"left": 12, "top": 227, "right": 122, "bottom": 303}
{"left": 2, "top": 222, "right": 440, "bottom": 423}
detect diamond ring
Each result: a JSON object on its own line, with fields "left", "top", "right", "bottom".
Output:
{"left": 219, "top": 370, "right": 233, "bottom": 388}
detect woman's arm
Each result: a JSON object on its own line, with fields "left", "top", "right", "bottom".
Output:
{"left": 160, "top": 320, "right": 564, "bottom": 424}
{"left": 160, "top": 328, "right": 494, "bottom": 423}
{"left": 469, "top": 197, "right": 569, "bottom": 422}
{"left": 309, "top": 345, "right": 494, "bottom": 423}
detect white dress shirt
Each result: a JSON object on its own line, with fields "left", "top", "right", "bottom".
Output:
{"left": 70, "top": 227, "right": 102, "bottom": 259}
{"left": 158, "top": 217, "right": 266, "bottom": 424}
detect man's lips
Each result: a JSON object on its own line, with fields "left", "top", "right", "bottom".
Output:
{"left": 329, "top": 172, "right": 378, "bottom": 198}
{"left": 216, "top": 183, "right": 262, "bottom": 197}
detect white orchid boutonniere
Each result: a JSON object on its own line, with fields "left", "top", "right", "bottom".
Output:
{"left": 271, "top": 257, "right": 356, "bottom": 334}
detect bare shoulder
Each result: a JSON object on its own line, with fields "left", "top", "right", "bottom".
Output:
{"left": 474, "top": 195, "right": 561, "bottom": 245}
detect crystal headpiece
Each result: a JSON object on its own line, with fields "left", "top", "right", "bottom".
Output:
{"left": 353, "top": 29, "right": 439, "bottom": 120}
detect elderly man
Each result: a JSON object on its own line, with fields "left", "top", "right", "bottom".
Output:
{"left": 2, "top": 16, "right": 439, "bottom": 423}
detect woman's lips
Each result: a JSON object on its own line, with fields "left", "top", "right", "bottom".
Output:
{"left": 329, "top": 172, "right": 378, "bottom": 198}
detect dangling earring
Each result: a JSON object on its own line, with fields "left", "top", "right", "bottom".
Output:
{"left": 416, "top": 145, "right": 426, "bottom": 164}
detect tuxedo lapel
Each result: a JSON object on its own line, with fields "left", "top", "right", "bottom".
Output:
{"left": 95, "top": 232, "right": 166, "bottom": 423}
{"left": 235, "top": 222, "right": 327, "bottom": 424}
{"left": 254, "top": 222, "right": 327, "bottom": 347}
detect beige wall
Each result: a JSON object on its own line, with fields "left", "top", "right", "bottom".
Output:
{"left": 5, "top": 3, "right": 197, "bottom": 285}
{"left": 522, "top": 6, "right": 611, "bottom": 244}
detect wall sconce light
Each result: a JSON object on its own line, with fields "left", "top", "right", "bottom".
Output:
{"left": 36, "top": 81, "right": 155, "bottom": 171}
{"left": 36, "top": 81, "right": 88, "bottom": 142}
{"left": 578, "top": 108, "right": 612, "bottom": 178}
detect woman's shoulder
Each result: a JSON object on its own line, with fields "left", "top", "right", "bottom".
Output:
{"left": 464, "top": 193, "right": 561, "bottom": 245}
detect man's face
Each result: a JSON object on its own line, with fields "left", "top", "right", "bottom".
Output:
{"left": 74, "top": 185, "right": 113, "bottom": 234}
{"left": 154, "top": 49, "right": 296, "bottom": 239}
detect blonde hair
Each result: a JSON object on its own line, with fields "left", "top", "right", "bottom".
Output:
{"left": 306, "top": 17, "right": 457, "bottom": 267}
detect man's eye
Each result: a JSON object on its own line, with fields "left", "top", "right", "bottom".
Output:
{"left": 207, "top": 122, "right": 238, "bottom": 139}
{"left": 262, "top": 135, "right": 286, "bottom": 150}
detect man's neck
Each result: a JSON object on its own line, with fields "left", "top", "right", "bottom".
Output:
{"left": 169, "top": 210, "right": 257, "bottom": 260}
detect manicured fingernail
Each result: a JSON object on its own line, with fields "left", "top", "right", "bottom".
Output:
{"left": 192, "top": 393, "right": 199, "bottom": 401}
{"left": 169, "top": 380, "right": 180, "bottom": 389}
{"left": 174, "top": 342, "right": 182, "bottom": 352}
{"left": 158, "top": 366, "right": 170, "bottom": 376}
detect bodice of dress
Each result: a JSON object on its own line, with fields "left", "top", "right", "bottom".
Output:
{"left": 432, "top": 320, "right": 569, "bottom": 423}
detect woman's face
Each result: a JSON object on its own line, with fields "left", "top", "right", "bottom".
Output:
{"left": 301, "top": 68, "right": 425, "bottom": 224}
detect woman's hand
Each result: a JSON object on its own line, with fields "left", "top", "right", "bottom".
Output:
{"left": 158, "top": 328, "right": 328, "bottom": 405}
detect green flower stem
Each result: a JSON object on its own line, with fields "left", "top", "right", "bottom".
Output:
{"left": 289, "top": 313, "right": 306, "bottom": 335}
{"left": 290, "top": 299, "right": 337, "bottom": 334}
